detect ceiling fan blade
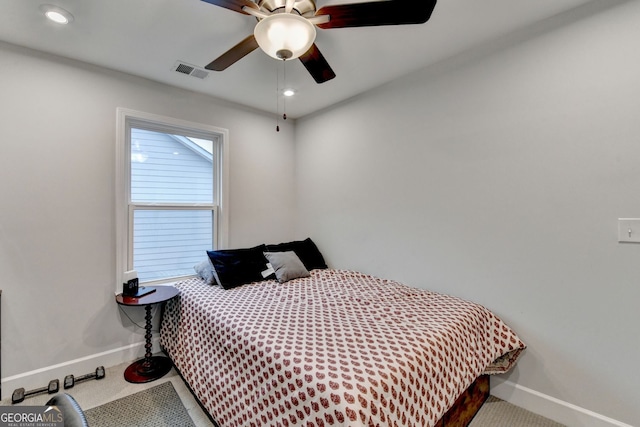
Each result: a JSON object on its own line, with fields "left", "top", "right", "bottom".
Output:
{"left": 315, "top": 0, "right": 437, "bottom": 29}
{"left": 205, "top": 34, "right": 259, "bottom": 71}
{"left": 298, "top": 44, "right": 336, "bottom": 84}
{"left": 200, "top": 0, "right": 258, "bottom": 15}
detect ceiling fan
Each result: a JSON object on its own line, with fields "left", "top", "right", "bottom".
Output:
{"left": 201, "top": 0, "right": 438, "bottom": 83}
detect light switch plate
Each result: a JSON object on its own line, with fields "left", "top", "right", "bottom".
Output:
{"left": 618, "top": 218, "right": 640, "bottom": 243}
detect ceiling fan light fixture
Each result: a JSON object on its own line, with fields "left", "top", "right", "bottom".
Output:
{"left": 254, "top": 13, "right": 316, "bottom": 61}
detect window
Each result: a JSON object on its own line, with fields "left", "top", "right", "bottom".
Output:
{"left": 116, "top": 109, "right": 228, "bottom": 287}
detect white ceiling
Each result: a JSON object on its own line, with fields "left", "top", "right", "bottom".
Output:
{"left": 0, "top": 0, "right": 595, "bottom": 118}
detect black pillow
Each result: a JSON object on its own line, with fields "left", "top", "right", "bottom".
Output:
{"left": 207, "top": 245, "right": 271, "bottom": 289}
{"left": 265, "top": 238, "right": 327, "bottom": 271}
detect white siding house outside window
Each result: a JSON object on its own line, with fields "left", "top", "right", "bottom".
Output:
{"left": 116, "top": 109, "right": 228, "bottom": 288}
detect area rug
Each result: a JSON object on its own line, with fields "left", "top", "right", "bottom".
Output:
{"left": 84, "top": 381, "right": 196, "bottom": 427}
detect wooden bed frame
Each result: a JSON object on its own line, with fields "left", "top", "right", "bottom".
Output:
{"left": 435, "top": 375, "right": 489, "bottom": 427}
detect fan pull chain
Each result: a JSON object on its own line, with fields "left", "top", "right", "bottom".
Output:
{"left": 282, "top": 59, "right": 287, "bottom": 121}
{"left": 276, "top": 59, "right": 288, "bottom": 132}
{"left": 276, "top": 61, "right": 280, "bottom": 132}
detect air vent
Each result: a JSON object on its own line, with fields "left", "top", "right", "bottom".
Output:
{"left": 172, "top": 61, "right": 210, "bottom": 80}
{"left": 175, "top": 63, "right": 194, "bottom": 75}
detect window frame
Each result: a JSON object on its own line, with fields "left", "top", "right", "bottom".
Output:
{"left": 115, "top": 108, "right": 229, "bottom": 291}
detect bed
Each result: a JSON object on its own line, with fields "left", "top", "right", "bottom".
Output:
{"left": 160, "top": 240, "right": 525, "bottom": 427}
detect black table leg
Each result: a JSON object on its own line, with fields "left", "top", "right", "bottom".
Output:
{"left": 123, "top": 304, "right": 172, "bottom": 383}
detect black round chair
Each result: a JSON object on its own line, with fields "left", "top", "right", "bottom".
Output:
{"left": 46, "top": 393, "right": 89, "bottom": 427}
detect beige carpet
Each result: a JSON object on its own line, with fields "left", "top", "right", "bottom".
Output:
{"left": 471, "top": 396, "right": 565, "bottom": 427}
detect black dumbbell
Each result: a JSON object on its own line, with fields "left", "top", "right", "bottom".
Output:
{"left": 63, "top": 366, "right": 106, "bottom": 389}
{"left": 12, "top": 379, "right": 59, "bottom": 404}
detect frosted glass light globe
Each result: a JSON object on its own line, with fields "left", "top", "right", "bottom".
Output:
{"left": 254, "top": 14, "right": 316, "bottom": 60}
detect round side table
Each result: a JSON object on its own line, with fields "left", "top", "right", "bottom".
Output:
{"left": 115, "top": 286, "right": 180, "bottom": 383}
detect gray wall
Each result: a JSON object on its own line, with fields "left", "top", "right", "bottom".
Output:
{"left": 0, "top": 41, "right": 296, "bottom": 386}
{"left": 295, "top": 2, "right": 639, "bottom": 426}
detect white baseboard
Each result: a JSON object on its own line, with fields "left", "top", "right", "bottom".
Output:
{"left": 1, "top": 338, "right": 160, "bottom": 399}
{"left": 490, "top": 377, "right": 634, "bottom": 427}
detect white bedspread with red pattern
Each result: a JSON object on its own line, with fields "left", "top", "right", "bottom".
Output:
{"left": 160, "top": 269, "right": 525, "bottom": 427}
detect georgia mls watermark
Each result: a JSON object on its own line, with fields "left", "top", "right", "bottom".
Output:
{"left": 0, "top": 406, "right": 64, "bottom": 427}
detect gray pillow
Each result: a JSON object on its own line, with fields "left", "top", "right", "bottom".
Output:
{"left": 263, "top": 251, "right": 310, "bottom": 283}
{"left": 193, "top": 258, "right": 220, "bottom": 285}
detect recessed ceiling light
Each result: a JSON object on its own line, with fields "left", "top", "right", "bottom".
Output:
{"left": 40, "top": 4, "right": 74, "bottom": 24}
{"left": 283, "top": 89, "right": 295, "bottom": 97}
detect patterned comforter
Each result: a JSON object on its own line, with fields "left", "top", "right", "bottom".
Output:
{"left": 160, "top": 269, "right": 525, "bottom": 427}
